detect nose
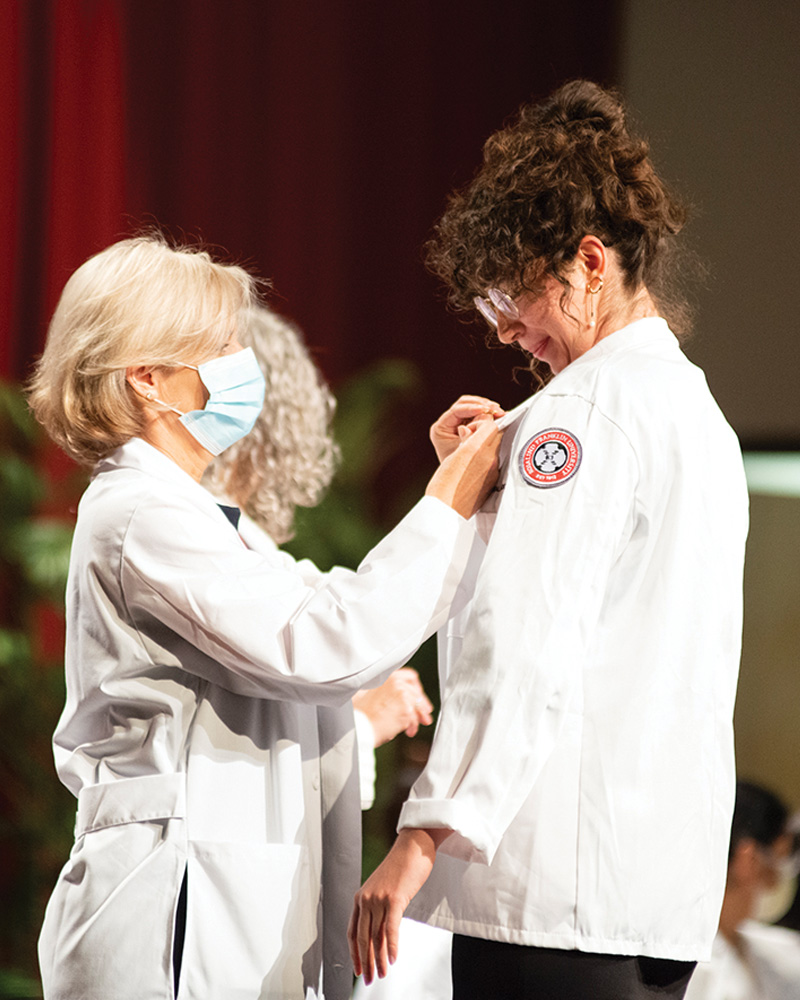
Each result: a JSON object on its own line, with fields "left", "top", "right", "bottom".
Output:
{"left": 495, "top": 313, "right": 518, "bottom": 345}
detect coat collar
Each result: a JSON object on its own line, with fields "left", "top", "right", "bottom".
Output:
{"left": 95, "top": 436, "right": 203, "bottom": 489}
{"left": 555, "top": 315, "right": 675, "bottom": 377}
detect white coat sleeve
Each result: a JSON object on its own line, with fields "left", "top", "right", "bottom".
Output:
{"left": 120, "top": 494, "right": 478, "bottom": 703}
{"left": 398, "top": 394, "right": 639, "bottom": 864}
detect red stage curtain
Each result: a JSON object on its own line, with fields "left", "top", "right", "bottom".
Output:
{"left": 3, "top": 0, "right": 620, "bottom": 466}
{"left": 2, "top": 0, "right": 126, "bottom": 384}
{"left": 42, "top": 0, "right": 127, "bottom": 331}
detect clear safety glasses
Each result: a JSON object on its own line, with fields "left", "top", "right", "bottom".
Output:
{"left": 473, "top": 288, "right": 519, "bottom": 328}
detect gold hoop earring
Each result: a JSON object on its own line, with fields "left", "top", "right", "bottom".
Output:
{"left": 586, "top": 275, "right": 604, "bottom": 329}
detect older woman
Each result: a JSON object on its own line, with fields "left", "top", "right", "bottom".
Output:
{"left": 28, "top": 235, "right": 501, "bottom": 1000}
{"left": 349, "top": 80, "right": 749, "bottom": 1000}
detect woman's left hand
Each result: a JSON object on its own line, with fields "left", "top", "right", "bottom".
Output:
{"left": 348, "top": 828, "right": 447, "bottom": 984}
{"left": 430, "top": 395, "right": 505, "bottom": 462}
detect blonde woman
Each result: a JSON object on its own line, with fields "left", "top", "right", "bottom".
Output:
{"left": 29, "top": 235, "right": 501, "bottom": 1000}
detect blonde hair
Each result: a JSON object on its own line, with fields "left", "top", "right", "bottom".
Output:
{"left": 28, "top": 234, "right": 258, "bottom": 466}
{"left": 203, "top": 305, "right": 339, "bottom": 543}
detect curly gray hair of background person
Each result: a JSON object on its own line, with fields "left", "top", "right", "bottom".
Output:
{"left": 203, "top": 304, "right": 340, "bottom": 543}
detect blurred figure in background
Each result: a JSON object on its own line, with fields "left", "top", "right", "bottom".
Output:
{"left": 203, "top": 302, "right": 436, "bottom": 816}
{"left": 685, "top": 781, "right": 800, "bottom": 1000}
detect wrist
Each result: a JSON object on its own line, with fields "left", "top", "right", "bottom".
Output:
{"left": 395, "top": 826, "right": 452, "bottom": 859}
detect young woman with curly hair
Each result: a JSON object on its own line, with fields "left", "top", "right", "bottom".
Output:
{"left": 350, "top": 80, "right": 749, "bottom": 1000}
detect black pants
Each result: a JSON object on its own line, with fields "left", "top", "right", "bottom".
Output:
{"left": 172, "top": 869, "right": 188, "bottom": 996}
{"left": 451, "top": 935, "right": 696, "bottom": 1000}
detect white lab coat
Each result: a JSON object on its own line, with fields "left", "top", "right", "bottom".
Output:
{"left": 684, "top": 922, "right": 800, "bottom": 1000}
{"left": 351, "top": 919, "right": 452, "bottom": 1000}
{"left": 400, "top": 317, "right": 749, "bottom": 961}
{"left": 38, "top": 437, "right": 480, "bottom": 1000}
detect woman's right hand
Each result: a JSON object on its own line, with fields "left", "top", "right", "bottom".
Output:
{"left": 430, "top": 395, "right": 504, "bottom": 462}
{"left": 352, "top": 667, "right": 434, "bottom": 746}
{"left": 425, "top": 416, "right": 503, "bottom": 519}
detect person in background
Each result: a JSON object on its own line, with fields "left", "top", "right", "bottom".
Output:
{"left": 28, "top": 235, "right": 502, "bottom": 1000}
{"left": 202, "top": 303, "right": 436, "bottom": 812}
{"left": 685, "top": 781, "right": 800, "bottom": 1000}
{"left": 776, "top": 813, "right": 800, "bottom": 933}
{"left": 351, "top": 669, "right": 433, "bottom": 809}
{"left": 349, "top": 79, "right": 749, "bottom": 1000}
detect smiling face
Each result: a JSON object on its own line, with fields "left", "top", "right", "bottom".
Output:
{"left": 493, "top": 271, "right": 597, "bottom": 375}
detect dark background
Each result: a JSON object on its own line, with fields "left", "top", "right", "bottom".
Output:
{"left": 0, "top": 1, "right": 621, "bottom": 982}
{"left": 2, "top": 0, "right": 620, "bottom": 447}
{"left": 3, "top": 0, "right": 800, "bottom": 989}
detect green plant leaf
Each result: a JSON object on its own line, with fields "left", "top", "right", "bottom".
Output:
{"left": 6, "top": 520, "right": 74, "bottom": 600}
{"left": 0, "top": 455, "right": 45, "bottom": 521}
{"left": 0, "top": 967, "right": 42, "bottom": 998}
{"left": 0, "top": 380, "right": 38, "bottom": 447}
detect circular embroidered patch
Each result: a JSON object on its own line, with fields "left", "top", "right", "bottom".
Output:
{"left": 519, "top": 428, "right": 582, "bottom": 488}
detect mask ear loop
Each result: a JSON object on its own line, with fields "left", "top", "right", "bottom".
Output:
{"left": 139, "top": 363, "right": 201, "bottom": 416}
{"left": 586, "top": 275, "right": 604, "bottom": 329}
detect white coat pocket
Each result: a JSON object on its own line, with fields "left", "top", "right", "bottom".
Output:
{"left": 179, "top": 841, "right": 317, "bottom": 1000}
{"left": 39, "top": 817, "right": 187, "bottom": 999}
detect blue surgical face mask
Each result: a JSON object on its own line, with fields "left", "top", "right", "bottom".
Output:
{"left": 153, "top": 347, "right": 266, "bottom": 456}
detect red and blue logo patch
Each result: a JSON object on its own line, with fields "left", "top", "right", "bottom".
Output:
{"left": 519, "top": 428, "right": 582, "bottom": 488}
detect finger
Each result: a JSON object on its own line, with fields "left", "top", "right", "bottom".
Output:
{"left": 434, "top": 403, "right": 501, "bottom": 433}
{"left": 433, "top": 398, "right": 504, "bottom": 428}
{"left": 410, "top": 688, "right": 433, "bottom": 716}
{"left": 373, "top": 905, "right": 395, "bottom": 980}
{"left": 385, "top": 900, "right": 404, "bottom": 968}
{"left": 445, "top": 401, "right": 499, "bottom": 419}
{"left": 467, "top": 411, "right": 496, "bottom": 427}
{"left": 406, "top": 707, "right": 432, "bottom": 736}
{"left": 393, "top": 674, "right": 420, "bottom": 694}
{"left": 456, "top": 416, "right": 498, "bottom": 440}
{"left": 348, "top": 900, "right": 362, "bottom": 976}
{"left": 356, "top": 905, "right": 375, "bottom": 984}
{"left": 448, "top": 394, "right": 505, "bottom": 413}
{"left": 396, "top": 666, "right": 420, "bottom": 682}
{"left": 454, "top": 413, "right": 498, "bottom": 440}
{"left": 375, "top": 926, "right": 391, "bottom": 980}
{"left": 462, "top": 415, "right": 501, "bottom": 446}
{"left": 365, "top": 931, "right": 376, "bottom": 986}
{"left": 416, "top": 700, "right": 434, "bottom": 724}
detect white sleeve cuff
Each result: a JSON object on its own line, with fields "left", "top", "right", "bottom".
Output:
{"left": 354, "top": 709, "right": 377, "bottom": 810}
{"left": 397, "top": 796, "right": 496, "bottom": 865}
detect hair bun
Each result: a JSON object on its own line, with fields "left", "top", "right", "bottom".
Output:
{"left": 546, "top": 79, "right": 626, "bottom": 134}
{"left": 426, "top": 78, "right": 691, "bottom": 338}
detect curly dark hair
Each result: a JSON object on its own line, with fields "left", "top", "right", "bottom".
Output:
{"left": 426, "top": 80, "right": 691, "bottom": 350}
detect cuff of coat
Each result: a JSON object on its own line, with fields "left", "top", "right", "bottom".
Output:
{"left": 411, "top": 494, "right": 471, "bottom": 533}
{"left": 396, "top": 797, "right": 496, "bottom": 866}
{"left": 353, "top": 709, "right": 377, "bottom": 811}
